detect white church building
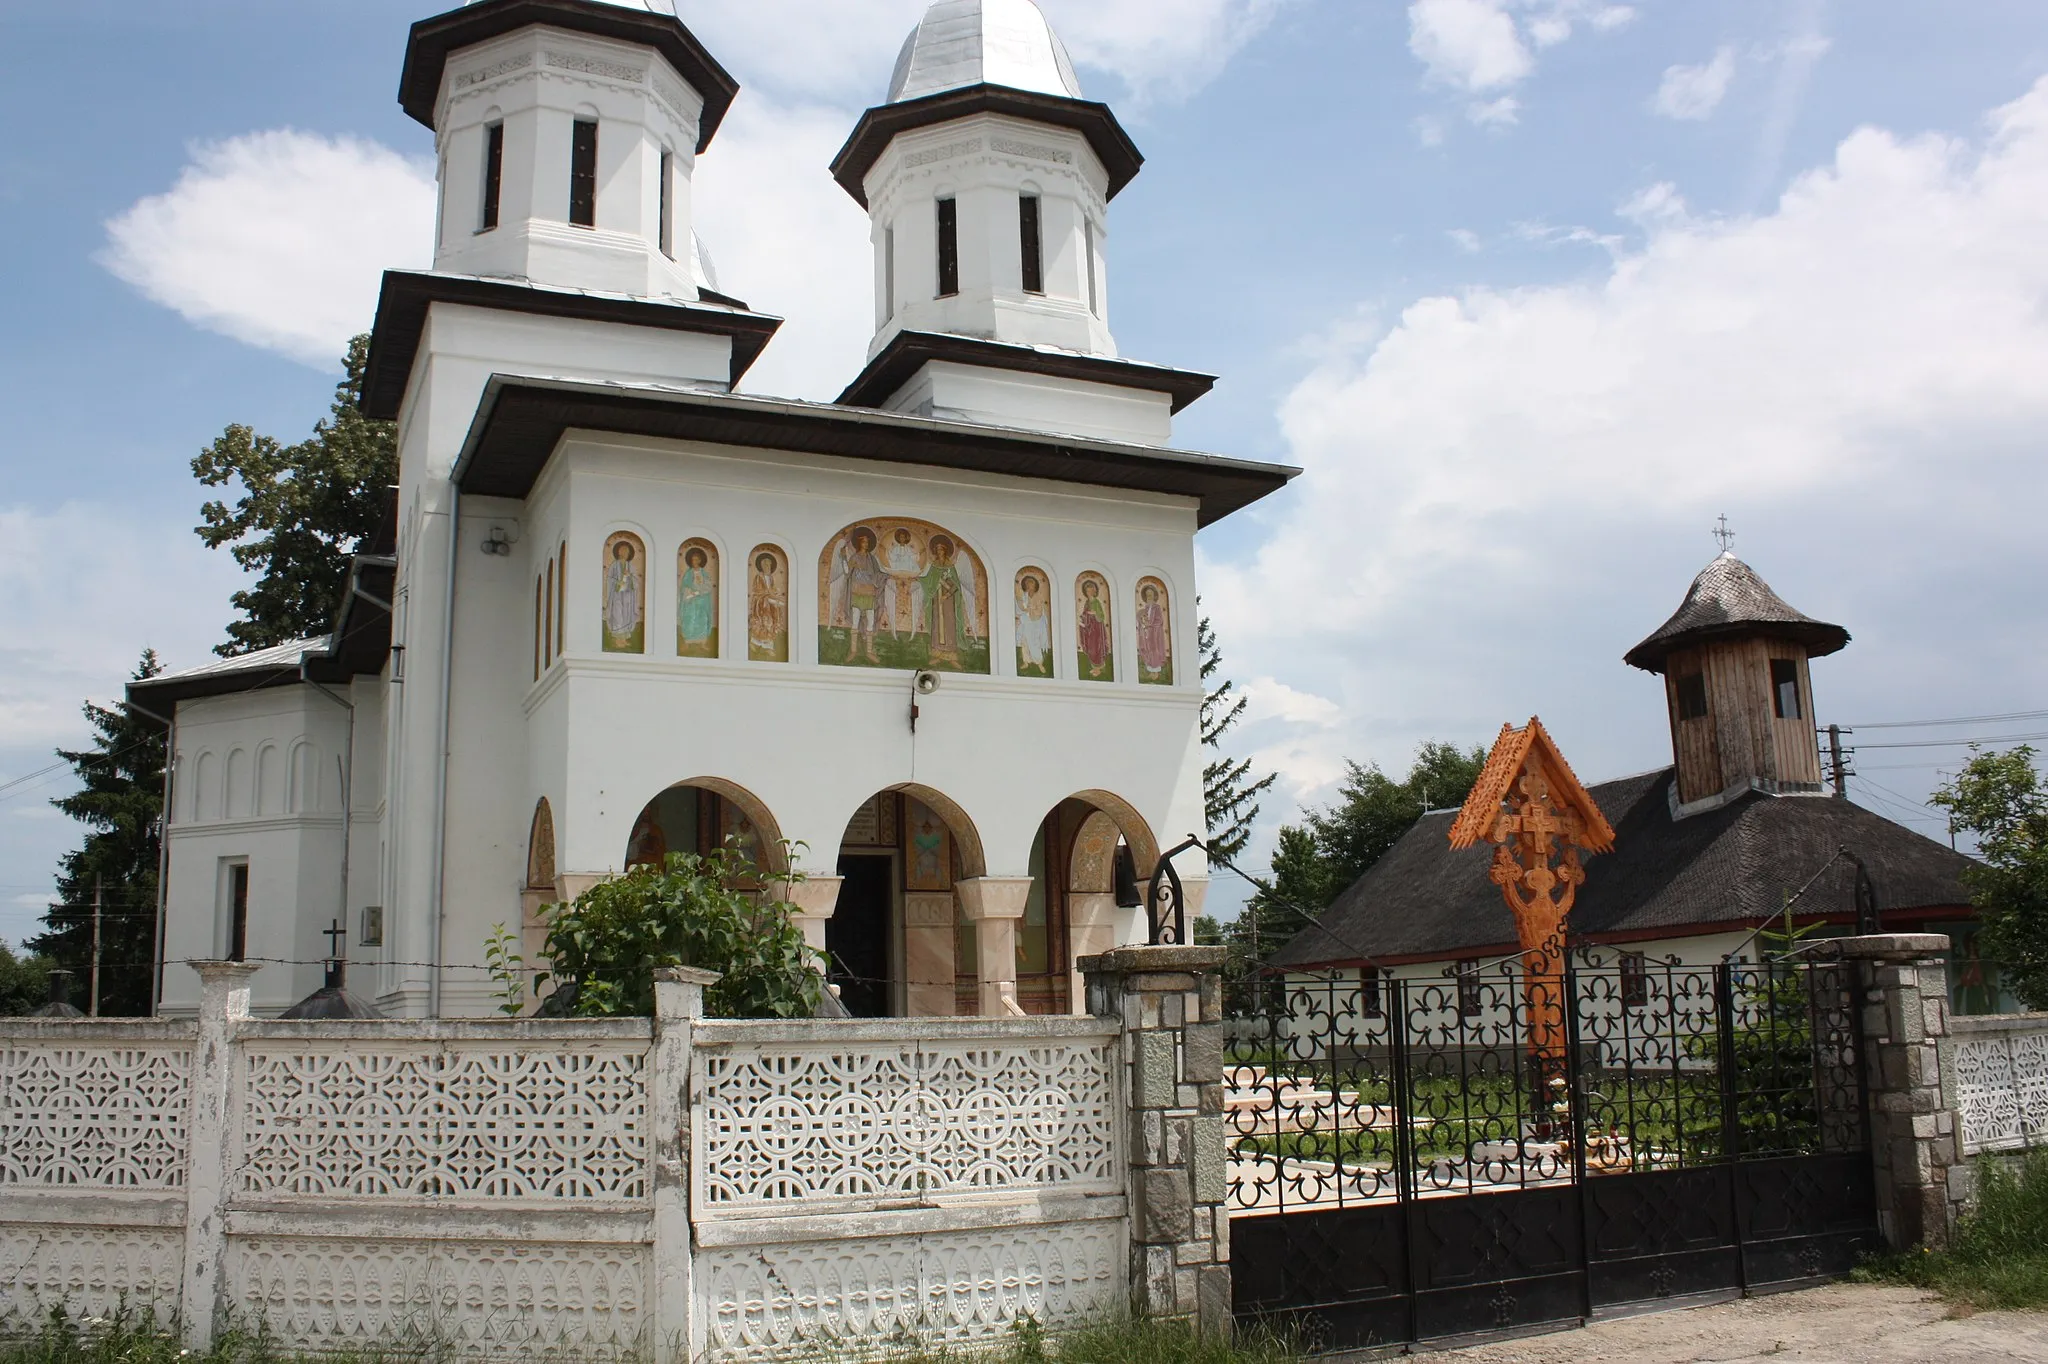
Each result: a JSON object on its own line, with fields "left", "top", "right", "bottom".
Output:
{"left": 135, "top": 0, "right": 1296, "bottom": 1020}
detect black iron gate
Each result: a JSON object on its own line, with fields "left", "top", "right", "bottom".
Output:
{"left": 1226, "top": 952, "right": 1877, "bottom": 1352}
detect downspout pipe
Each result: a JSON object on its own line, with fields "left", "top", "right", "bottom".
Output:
{"left": 427, "top": 487, "right": 461, "bottom": 1018}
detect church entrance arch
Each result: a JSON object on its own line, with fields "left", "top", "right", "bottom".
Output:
{"left": 622, "top": 777, "right": 787, "bottom": 876}
{"left": 828, "top": 785, "right": 986, "bottom": 1018}
{"left": 1029, "top": 791, "right": 1160, "bottom": 1013}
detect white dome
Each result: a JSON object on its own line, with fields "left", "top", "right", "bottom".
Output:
{"left": 888, "top": 0, "right": 1083, "bottom": 104}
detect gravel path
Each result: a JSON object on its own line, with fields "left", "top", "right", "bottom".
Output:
{"left": 1418, "top": 1284, "right": 2048, "bottom": 1363}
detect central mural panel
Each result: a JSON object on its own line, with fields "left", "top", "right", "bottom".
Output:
{"left": 818, "top": 517, "right": 991, "bottom": 674}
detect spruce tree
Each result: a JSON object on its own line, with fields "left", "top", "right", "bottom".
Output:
{"left": 1199, "top": 613, "right": 1276, "bottom": 863}
{"left": 192, "top": 334, "right": 397, "bottom": 654}
{"left": 31, "top": 650, "right": 168, "bottom": 1016}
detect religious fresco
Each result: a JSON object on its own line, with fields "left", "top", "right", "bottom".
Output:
{"left": 904, "top": 797, "right": 954, "bottom": 891}
{"left": 840, "top": 791, "right": 901, "bottom": 848}
{"left": 817, "top": 517, "right": 990, "bottom": 674}
{"left": 601, "top": 532, "right": 647, "bottom": 654}
{"left": 746, "top": 544, "right": 790, "bottom": 663}
{"left": 1075, "top": 571, "right": 1114, "bottom": 681}
{"left": 676, "top": 539, "right": 720, "bottom": 659}
{"left": 1014, "top": 568, "right": 1054, "bottom": 678}
{"left": 1135, "top": 576, "right": 1173, "bottom": 686}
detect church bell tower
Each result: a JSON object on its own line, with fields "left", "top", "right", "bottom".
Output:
{"left": 1625, "top": 548, "right": 1852, "bottom": 809}
{"left": 400, "top": 0, "right": 740, "bottom": 300}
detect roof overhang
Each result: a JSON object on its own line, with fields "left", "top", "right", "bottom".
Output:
{"left": 399, "top": 0, "right": 738, "bottom": 152}
{"left": 1625, "top": 619, "right": 1854, "bottom": 673}
{"left": 361, "top": 270, "right": 781, "bottom": 421}
{"left": 450, "top": 376, "right": 1297, "bottom": 527}
{"left": 839, "top": 330, "right": 1214, "bottom": 415}
{"left": 830, "top": 84, "right": 1144, "bottom": 208}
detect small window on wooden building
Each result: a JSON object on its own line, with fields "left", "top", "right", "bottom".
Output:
{"left": 1620, "top": 951, "right": 1648, "bottom": 1010}
{"left": 936, "top": 197, "right": 959, "bottom": 297}
{"left": 480, "top": 121, "right": 504, "bottom": 232}
{"left": 570, "top": 119, "right": 599, "bottom": 227}
{"left": 1019, "top": 194, "right": 1043, "bottom": 295}
{"left": 1456, "top": 960, "right": 1482, "bottom": 1018}
{"left": 1771, "top": 658, "right": 1802, "bottom": 720}
{"left": 1676, "top": 672, "right": 1708, "bottom": 721}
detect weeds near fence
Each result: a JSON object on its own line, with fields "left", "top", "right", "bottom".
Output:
{"left": 0, "top": 1309, "right": 421, "bottom": 1364}
{"left": 805, "top": 1317, "right": 1303, "bottom": 1364}
{"left": 1856, "top": 1149, "right": 2048, "bottom": 1310}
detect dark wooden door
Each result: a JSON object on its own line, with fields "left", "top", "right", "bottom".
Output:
{"left": 828, "top": 854, "right": 893, "bottom": 1016}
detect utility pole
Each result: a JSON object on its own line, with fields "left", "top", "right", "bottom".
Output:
{"left": 1825, "top": 724, "right": 1853, "bottom": 797}
{"left": 89, "top": 875, "right": 102, "bottom": 1017}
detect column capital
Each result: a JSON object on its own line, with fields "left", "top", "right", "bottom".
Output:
{"left": 955, "top": 876, "right": 1033, "bottom": 922}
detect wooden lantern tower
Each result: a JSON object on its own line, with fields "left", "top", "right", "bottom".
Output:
{"left": 1448, "top": 718, "right": 1616, "bottom": 1080}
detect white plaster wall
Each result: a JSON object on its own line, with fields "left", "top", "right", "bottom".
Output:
{"left": 880, "top": 361, "right": 1172, "bottom": 445}
{"left": 432, "top": 26, "right": 704, "bottom": 300}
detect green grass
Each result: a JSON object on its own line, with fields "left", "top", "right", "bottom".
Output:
{"left": 1855, "top": 1149, "right": 2048, "bottom": 1311}
{"left": 852, "top": 1318, "right": 1303, "bottom": 1364}
{"left": 0, "top": 1311, "right": 330, "bottom": 1364}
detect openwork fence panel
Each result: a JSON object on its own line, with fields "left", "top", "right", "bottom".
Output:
{"left": 1951, "top": 1015, "right": 2048, "bottom": 1153}
{"left": 236, "top": 1026, "right": 651, "bottom": 1202}
{"left": 692, "top": 1019, "right": 1120, "bottom": 1212}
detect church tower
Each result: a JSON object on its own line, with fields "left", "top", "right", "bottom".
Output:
{"left": 829, "top": 0, "right": 1212, "bottom": 445}
{"left": 1625, "top": 551, "right": 1851, "bottom": 809}
{"left": 401, "top": 0, "right": 740, "bottom": 300}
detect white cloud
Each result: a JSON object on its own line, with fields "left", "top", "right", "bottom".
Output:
{"left": 1408, "top": 0, "right": 1631, "bottom": 126}
{"left": 101, "top": 131, "right": 434, "bottom": 369}
{"left": 1655, "top": 46, "right": 1738, "bottom": 121}
{"left": 1206, "top": 78, "right": 2048, "bottom": 878}
{"left": 1447, "top": 227, "right": 1483, "bottom": 252}
{"left": 1242, "top": 677, "right": 1343, "bottom": 728}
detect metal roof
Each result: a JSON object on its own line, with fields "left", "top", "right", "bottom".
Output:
{"left": 1625, "top": 553, "right": 1851, "bottom": 673}
{"left": 888, "top": 0, "right": 1084, "bottom": 104}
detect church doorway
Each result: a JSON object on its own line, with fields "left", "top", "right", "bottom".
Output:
{"left": 829, "top": 855, "right": 893, "bottom": 1016}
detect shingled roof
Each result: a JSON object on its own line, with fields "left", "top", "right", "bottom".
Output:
{"left": 1624, "top": 553, "right": 1850, "bottom": 673}
{"left": 1267, "top": 769, "right": 1975, "bottom": 969}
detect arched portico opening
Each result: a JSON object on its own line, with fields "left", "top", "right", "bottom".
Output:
{"left": 622, "top": 777, "right": 789, "bottom": 877}
{"left": 825, "top": 785, "right": 987, "bottom": 1018}
{"left": 1028, "top": 792, "right": 1161, "bottom": 1013}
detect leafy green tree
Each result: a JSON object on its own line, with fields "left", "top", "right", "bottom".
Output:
{"left": 29, "top": 651, "right": 168, "bottom": 1016}
{"left": 0, "top": 946, "right": 57, "bottom": 1016}
{"left": 1933, "top": 746, "right": 2048, "bottom": 1009}
{"left": 535, "top": 848, "right": 823, "bottom": 1019}
{"left": 1199, "top": 613, "right": 1276, "bottom": 863}
{"left": 1241, "top": 741, "right": 1489, "bottom": 959}
{"left": 192, "top": 334, "right": 397, "bottom": 655}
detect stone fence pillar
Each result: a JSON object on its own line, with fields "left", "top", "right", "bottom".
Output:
{"left": 1082, "top": 945, "right": 1231, "bottom": 1335}
{"left": 183, "top": 962, "right": 259, "bottom": 1350}
{"left": 650, "top": 967, "right": 717, "bottom": 1364}
{"left": 1831, "top": 933, "right": 1963, "bottom": 1249}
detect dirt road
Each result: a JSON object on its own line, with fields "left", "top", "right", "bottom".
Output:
{"left": 1422, "top": 1283, "right": 2048, "bottom": 1362}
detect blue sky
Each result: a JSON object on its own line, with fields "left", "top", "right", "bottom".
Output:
{"left": 3, "top": 0, "right": 2046, "bottom": 942}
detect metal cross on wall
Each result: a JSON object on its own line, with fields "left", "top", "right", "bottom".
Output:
{"left": 1448, "top": 718, "right": 1617, "bottom": 1092}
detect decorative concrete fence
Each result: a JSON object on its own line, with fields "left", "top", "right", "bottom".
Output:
{"left": 0, "top": 949, "right": 1234, "bottom": 1360}
{"left": 1948, "top": 1011, "right": 2048, "bottom": 1154}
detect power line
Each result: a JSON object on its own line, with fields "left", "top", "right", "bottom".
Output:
{"left": 1854, "top": 732, "right": 2048, "bottom": 751}
{"left": 1845, "top": 708, "right": 2048, "bottom": 731}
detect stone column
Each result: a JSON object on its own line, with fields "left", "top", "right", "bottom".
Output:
{"left": 956, "top": 877, "right": 1033, "bottom": 1016}
{"left": 183, "top": 961, "right": 259, "bottom": 1350}
{"left": 903, "top": 892, "right": 957, "bottom": 1017}
{"left": 650, "top": 966, "right": 718, "bottom": 1364}
{"left": 771, "top": 876, "right": 844, "bottom": 955}
{"left": 1067, "top": 892, "right": 1120, "bottom": 1015}
{"left": 1082, "top": 945, "right": 1231, "bottom": 1335}
{"left": 1833, "top": 933, "right": 1963, "bottom": 1249}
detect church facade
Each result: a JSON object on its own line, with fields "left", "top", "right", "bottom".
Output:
{"left": 135, "top": 0, "right": 1295, "bottom": 1020}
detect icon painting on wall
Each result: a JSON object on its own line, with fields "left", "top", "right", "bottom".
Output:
{"left": 746, "top": 544, "right": 790, "bottom": 662}
{"left": 1136, "top": 576, "right": 1173, "bottom": 685}
{"left": 1075, "top": 571, "right": 1114, "bottom": 681}
{"left": 676, "top": 538, "right": 720, "bottom": 659}
{"left": 1015, "top": 568, "right": 1054, "bottom": 678}
{"left": 904, "top": 797, "right": 954, "bottom": 891}
{"left": 602, "top": 531, "right": 647, "bottom": 654}
{"left": 818, "top": 517, "right": 990, "bottom": 674}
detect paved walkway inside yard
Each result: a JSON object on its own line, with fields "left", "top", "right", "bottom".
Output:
{"left": 1421, "top": 1283, "right": 2048, "bottom": 1362}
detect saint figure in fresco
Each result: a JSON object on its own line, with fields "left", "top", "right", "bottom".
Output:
{"left": 845, "top": 527, "right": 885, "bottom": 663}
{"left": 910, "top": 814, "right": 945, "bottom": 887}
{"left": 678, "top": 545, "right": 716, "bottom": 656}
{"left": 921, "top": 535, "right": 968, "bottom": 667}
{"left": 1016, "top": 573, "right": 1052, "bottom": 676}
{"left": 604, "top": 539, "right": 643, "bottom": 652}
{"left": 884, "top": 527, "right": 926, "bottom": 639}
{"left": 826, "top": 535, "right": 851, "bottom": 629}
{"left": 748, "top": 551, "right": 786, "bottom": 660}
{"left": 625, "top": 806, "right": 666, "bottom": 868}
{"left": 1078, "top": 576, "right": 1112, "bottom": 678}
{"left": 1136, "top": 582, "right": 1171, "bottom": 683}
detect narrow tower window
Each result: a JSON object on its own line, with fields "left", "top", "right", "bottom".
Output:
{"left": 227, "top": 862, "right": 250, "bottom": 962}
{"left": 1019, "top": 194, "right": 1043, "bottom": 294}
{"left": 1771, "top": 659, "right": 1802, "bottom": 719}
{"left": 936, "top": 197, "right": 959, "bottom": 297}
{"left": 884, "top": 226, "right": 896, "bottom": 323}
{"left": 1084, "top": 219, "right": 1099, "bottom": 315}
{"left": 570, "top": 119, "right": 599, "bottom": 228}
{"left": 480, "top": 121, "right": 504, "bottom": 232}
{"left": 658, "top": 149, "right": 675, "bottom": 258}
{"left": 1676, "top": 673, "right": 1708, "bottom": 721}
